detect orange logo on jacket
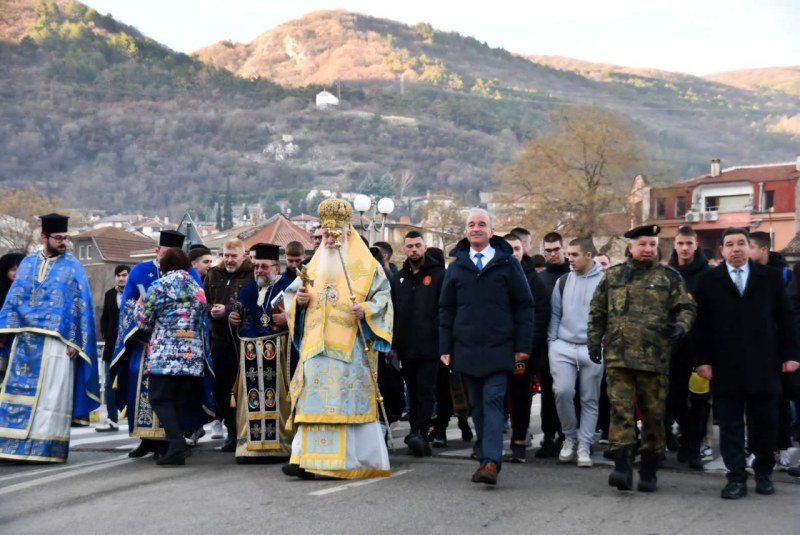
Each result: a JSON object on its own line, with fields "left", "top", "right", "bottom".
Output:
{"left": 422, "top": 275, "right": 432, "bottom": 286}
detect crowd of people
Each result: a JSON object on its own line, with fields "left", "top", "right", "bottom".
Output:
{"left": 1, "top": 205, "right": 799, "bottom": 500}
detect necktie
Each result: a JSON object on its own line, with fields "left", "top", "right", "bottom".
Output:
{"left": 475, "top": 252, "right": 484, "bottom": 271}
{"left": 734, "top": 268, "right": 744, "bottom": 295}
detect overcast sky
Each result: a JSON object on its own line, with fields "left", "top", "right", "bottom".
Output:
{"left": 82, "top": 0, "right": 799, "bottom": 76}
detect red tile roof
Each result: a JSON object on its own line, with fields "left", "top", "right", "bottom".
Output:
{"left": 73, "top": 227, "right": 156, "bottom": 263}
{"left": 676, "top": 163, "right": 799, "bottom": 187}
{"left": 238, "top": 214, "right": 313, "bottom": 251}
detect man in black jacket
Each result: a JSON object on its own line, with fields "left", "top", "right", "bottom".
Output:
{"left": 96, "top": 264, "right": 130, "bottom": 432}
{"left": 205, "top": 239, "right": 254, "bottom": 451}
{"left": 391, "top": 231, "right": 445, "bottom": 457}
{"left": 504, "top": 233, "right": 550, "bottom": 462}
{"left": 440, "top": 209, "right": 534, "bottom": 485}
{"left": 534, "top": 231, "right": 569, "bottom": 457}
{"left": 694, "top": 227, "right": 799, "bottom": 499}
{"left": 667, "top": 226, "right": 712, "bottom": 466}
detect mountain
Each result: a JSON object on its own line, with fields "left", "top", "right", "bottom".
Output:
{"left": 1, "top": 1, "right": 799, "bottom": 219}
{"left": 704, "top": 66, "right": 800, "bottom": 96}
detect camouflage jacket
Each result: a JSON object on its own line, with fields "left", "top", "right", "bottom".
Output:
{"left": 588, "top": 258, "right": 696, "bottom": 374}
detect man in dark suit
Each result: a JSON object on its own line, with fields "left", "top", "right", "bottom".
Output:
{"left": 96, "top": 264, "right": 130, "bottom": 432}
{"left": 693, "top": 227, "right": 799, "bottom": 499}
{"left": 440, "top": 209, "right": 534, "bottom": 485}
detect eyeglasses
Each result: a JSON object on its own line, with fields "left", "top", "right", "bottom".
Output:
{"left": 47, "top": 235, "right": 70, "bottom": 242}
{"left": 544, "top": 247, "right": 561, "bottom": 254}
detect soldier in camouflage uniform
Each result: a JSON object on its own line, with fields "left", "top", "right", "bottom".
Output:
{"left": 588, "top": 225, "right": 696, "bottom": 492}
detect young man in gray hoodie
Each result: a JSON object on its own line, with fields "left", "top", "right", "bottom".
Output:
{"left": 548, "top": 237, "right": 605, "bottom": 467}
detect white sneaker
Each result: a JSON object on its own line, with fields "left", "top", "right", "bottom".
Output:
{"left": 577, "top": 448, "right": 592, "bottom": 467}
{"left": 558, "top": 437, "right": 577, "bottom": 463}
{"left": 776, "top": 450, "right": 791, "bottom": 471}
{"left": 210, "top": 420, "right": 224, "bottom": 439}
{"left": 95, "top": 419, "right": 119, "bottom": 432}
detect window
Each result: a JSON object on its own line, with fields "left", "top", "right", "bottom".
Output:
{"left": 675, "top": 197, "right": 686, "bottom": 218}
{"left": 763, "top": 190, "right": 775, "bottom": 211}
{"left": 78, "top": 245, "right": 85, "bottom": 259}
{"left": 654, "top": 198, "right": 666, "bottom": 219}
{"left": 86, "top": 245, "right": 92, "bottom": 260}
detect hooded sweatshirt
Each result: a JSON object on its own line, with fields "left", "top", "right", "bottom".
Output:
{"left": 547, "top": 260, "right": 604, "bottom": 345}
{"left": 668, "top": 248, "right": 711, "bottom": 294}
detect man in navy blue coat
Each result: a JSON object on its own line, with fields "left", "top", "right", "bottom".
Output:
{"left": 439, "top": 208, "right": 534, "bottom": 485}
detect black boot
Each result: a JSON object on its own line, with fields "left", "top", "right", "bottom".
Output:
{"left": 128, "top": 439, "right": 157, "bottom": 458}
{"left": 608, "top": 448, "right": 633, "bottom": 491}
{"left": 457, "top": 417, "right": 473, "bottom": 442}
{"left": 433, "top": 420, "right": 448, "bottom": 448}
{"left": 637, "top": 451, "right": 659, "bottom": 492}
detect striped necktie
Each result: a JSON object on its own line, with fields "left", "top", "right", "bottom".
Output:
{"left": 734, "top": 268, "right": 744, "bottom": 295}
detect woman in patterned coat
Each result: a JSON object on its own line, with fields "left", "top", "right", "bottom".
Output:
{"left": 135, "top": 248, "right": 208, "bottom": 466}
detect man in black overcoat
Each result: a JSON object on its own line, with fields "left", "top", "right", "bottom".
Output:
{"left": 693, "top": 227, "right": 799, "bottom": 499}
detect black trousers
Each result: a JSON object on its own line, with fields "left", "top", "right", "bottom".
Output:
{"left": 716, "top": 393, "right": 778, "bottom": 482}
{"left": 597, "top": 374, "right": 610, "bottom": 436}
{"left": 538, "top": 355, "right": 563, "bottom": 440}
{"left": 211, "top": 336, "right": 238, "bottom": 427}
{"left": 149, "top": 374, "right": 199, "bottom": 452}
{"left": 435, "top": 362, "right": 454, "bottom": 423}
{"left": 508, "top": 362, "right": 533, "bottom": 443}
{"left": 684, "top": 392, "right": 711, "bottom": 453}
{"left": 401, "top": 358, "right": 439, "bottom": 435}
{"left": 666, "top": 351, "right": 691, "bottom": 437}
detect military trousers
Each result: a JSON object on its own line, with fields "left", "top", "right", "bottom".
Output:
{"left": 606, "top": 367, "right": 668, "bottom": 454}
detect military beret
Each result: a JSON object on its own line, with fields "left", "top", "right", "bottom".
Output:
{"left": 624, "top": 224, "right": 661, "bottom": 239}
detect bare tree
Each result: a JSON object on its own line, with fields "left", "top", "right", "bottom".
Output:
{"left": 0, "top": 188, "right": 58, "bottom": 253}
{"left": 397, "top": 169, "right": 416, "bottom": 198}
{"left": 498, "top": 106, "right": 645, "bottom": 237}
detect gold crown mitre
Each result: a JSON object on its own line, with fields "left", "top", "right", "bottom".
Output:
{"left": 317, "top": 198, "right": 353, "bottom": 229}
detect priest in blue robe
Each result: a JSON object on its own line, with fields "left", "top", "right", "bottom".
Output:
{"left": 0, "top": 213, "right": 100, "bottom": 462}
{"left": 230, "top": 243, "right": 294, "bottom": 463}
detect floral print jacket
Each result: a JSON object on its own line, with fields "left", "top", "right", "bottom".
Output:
{"left": 134, "top": 269, "right": 207, "bottom": 376}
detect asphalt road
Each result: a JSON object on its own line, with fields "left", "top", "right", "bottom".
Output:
{"left": 1, "top": 422, "right": 799, "bottom": 535}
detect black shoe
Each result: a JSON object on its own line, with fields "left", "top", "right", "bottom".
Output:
{"left": 128, "top": 439, "right": 156, "bottom": 458}
{"left": 156, "top": 447, "right": 190, "bottom": 466}
{"left": 457, "top": 418, "right": 473, "bottom": 442}
{"left": 407, "top": 433, "right": 427, "bottom": 457}
{"left": 432, "top": 429, "right": 448, "bottom": 448}
{"left": 687, "top": 453, "right": 704, "bottom": 470}
{"left": 423, "top": 440, "right": 432, "bottom": 457}
{"left": 281, "top": 463, "right": 315, "bottom": 480}
{"left": 755, "top": 477, "right": 775, "bottom": 495}
{"left": 535, "top": 437, "right": 559, "bottom": 459}
{"left": 665, "top": 431, "right": 679, "bottom": 452}
{"left": 676, "top": 444, "right": 689, "bottom": 463}
{"left": 608, "top": 448, "right": 633, "bottom": 491}
{"left": 219, "top": 438, "right": 236, "bottom": 453}
{"left": 510, "top": 443, "right": 526, "bottom": 463}
{"left": 721, "top": 481, "right": 747, "bottom": 499}
{"left": 788, "top": 464, "right": 800, "bottom": 478}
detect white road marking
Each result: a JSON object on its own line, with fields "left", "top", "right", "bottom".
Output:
{"left": 70, "top": 434, "right": 137, "bottom": 447}
{"left": 0, "top": 454, "right": 131, "bottom": 495}
{"left": 308, "top": 469, "right": 412, "bottom": 496}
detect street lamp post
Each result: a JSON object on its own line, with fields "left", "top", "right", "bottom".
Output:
{"left": 353, "top": 194, "right": 395, "bottom": 244}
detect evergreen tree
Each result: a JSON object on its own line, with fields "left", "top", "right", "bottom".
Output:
{"left": 223, "top": 178, "right": 233, "bottom": 230}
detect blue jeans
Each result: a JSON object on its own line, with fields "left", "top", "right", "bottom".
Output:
{"left": 463, "top": 372, "right": 508, "bottom": 468}
{"left": 103, "top": 361, "right": 119, "bottom": 423}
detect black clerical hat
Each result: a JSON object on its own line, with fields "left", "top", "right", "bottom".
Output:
{"left": 623, "top": 224, "right": 661, "bottom": 239}
{"left": 251, "top": 243, "right": 279, "bottom": 261}
{"left": 40, "top": 213, "right": 69, "bottom": 234}
{"left": 159, "top": 230, "right": 186, "bottom": 248}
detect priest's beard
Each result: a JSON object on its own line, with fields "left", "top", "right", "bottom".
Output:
{"left": 317, "top": 240, "right": 348, "bottom": 281}
{"left": 256, "top": 273, "right": 279, "bottom": 288}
